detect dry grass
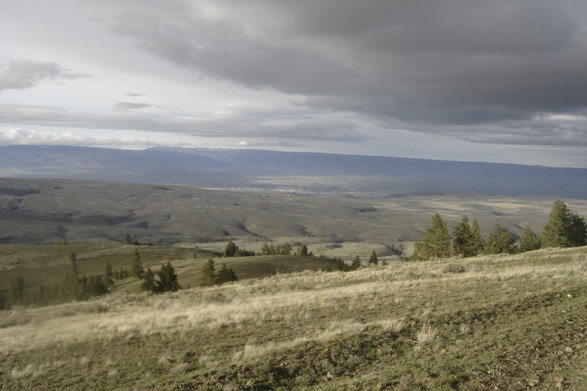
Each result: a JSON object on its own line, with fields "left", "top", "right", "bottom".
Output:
{"left": 1, "top": 246, "right": 586, "bottom": 390}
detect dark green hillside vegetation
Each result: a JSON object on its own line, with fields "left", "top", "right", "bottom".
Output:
{"left": 0, "top": 247, "right": 585, "bottom": 390}
{"left": 412, "top": 201, "right": 586, "bottom": 260}
{"left": 0, "top": 243, "right": 356, "bottom": 309}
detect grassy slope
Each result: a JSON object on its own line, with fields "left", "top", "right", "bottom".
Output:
{"left": 0, "top": 244, "right": 346, "bottom": 293}
{"left": 1, "top": 247, "right": 585, "bottom": 390}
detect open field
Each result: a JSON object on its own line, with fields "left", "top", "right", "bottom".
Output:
{"left": 1, "top": 246, "right": 585, "bottom": 390}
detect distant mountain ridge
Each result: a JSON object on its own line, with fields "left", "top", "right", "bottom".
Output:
{"left": 1, "top": 145, "right": 586, "bottom": 198}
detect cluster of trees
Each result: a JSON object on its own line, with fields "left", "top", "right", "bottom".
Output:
{"left": 0, "top": 247, "right": 184, "bottom": 310}
{"left": 225, "top": 241, "right": 313, "bottom": 257}
{"left": 128, "top": 248, "right": 181, "bottom": 293}
{"left": 200, "top": 259, "right": 238, "bottom": 287}
{"left": 412, "top": 201, "right": 586, "bottom": 261}
{"left": 223, "top": 241, "right": 255, "bottom": 257}
{"left": 141, "top": 262, "right": 181, "bottom": 293}
{"left": 0, "top": 252, "right": 109, "bottom": 310}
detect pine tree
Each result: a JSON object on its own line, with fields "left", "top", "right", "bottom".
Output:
{"left": 88, "top": 276, "right": 108, "bottom": 296}
{"left": 518, "top": 225, "right": 541, "bottom": 252}
{"left": 224, "top": 241, "right": 238, "bottom": 257}
{"left": 470, "top": 219, "right": 483, "bottom": 256}
{"left": 9, "top": 277, "right": 25, "bottom": 307}
{"left": 298, "top": 244, "right": 309, "bottom": 256}
{"left": 216, "top": 263, "right": 238, "bottom": 284}
{"left": 132, "top": 248, "right": 144, "bottom": 279}
{"left": 141, "top": 268, "right": 157, "bottom": 292}
{"left": 156, "top": 262, "right": 180, "bottom": 292}
{"left": 413, "top": 213, "right": 451, "bottom": 260}
{"left": 452, "top": 215, "right": 475, "bottom": 257}
{"left": 542, "top": 201, "right": 572, "bottom": 248}
{"left": 104, "top": 262, "right": 114, "bottom": 286}
{"left": 0, "top": 289, "right": 9, "bottom": 310}
{"left": 200, "top": 258, "right": 216, "bottom": 287}
{"left": 123, "top": 233, "right": 132, "bottom": 245}
{"left": 369, "top": 250, "right": 378, "bottom": 265}
{"left": 282, "top": 243, "right": 292, "bottom": 255}
{"left": 569, "top": 213, "right": 586, "bottom": 247}
{"left": 485, "top": 223, "right": 514, "bottom": 254}
{"left": 63, "top": 252, "right": 80, "bottom": 300}
{"left": 351, "top": 255, "right": 361, "bottom": 270}
{"left": 261, "top": 243, "right": 270, "bottom": 255}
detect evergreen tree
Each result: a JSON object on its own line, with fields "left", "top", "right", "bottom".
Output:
{"left": 224, "top": 241, "right": 238, "bottom": 257}
{"left": 79, "top": 275, "right": 89, "bottom": 300}
{"left": 351, "top": 255, "right": 361, "bottom": 270}
{"left": 452, "top": 215, "right": 475, "bottom": 257}
{"left": 413, "top": 213, "right": 451, "bottom": 260}
{"left": 261, "top": 242, "right": 271, "bottom": 255}
{"left": 216, "top": 263, "right": 238, "bottom": 284}
{"left": 569, "top": 213, "right": 587, "bottom": 247}
{"left": 63, "top": 253, "right": 80, "bottom": 300}
{"left": 470, "top": 219, "right": 483, "bottom": 256}
{"left": 541, "top": 201, "right": 586, "bottom": 248}
{"left": 141, "top": 268, "right": 157, "bottom": 292}
{"left": 0, "top": 289, "right": 9, "bottom": 310}
{"left": 542, "top": 201, "right": 572, "bottom": 248}
{"left": 123, "top": 233, "right": 132, "bottom": 245}
{"left": 156, "top": 262, "right": 181, "bottom": 292}
{"left": 281, "top": 242, "right": 292, "bottom": 255}
{"left": 104, "top": 262, "right": 114, "bottom": 286}
{"left": 200, "top": 258, "right": 216, "bottom": 287}
{"left": 518, "top": 225, "right": 541, "bottom": 252}
{"left": 298, "top": 244, "right": 309, "bottom": 256}
{"left": 369, "top": 250, "right": 379, "bottom": 265}
{"left": 88, "top": 276, "right": 108, "bottom": 296}
{"left": 9, "top": 277, "right": 25, "bottom": 307}
{"left": 132, "top": 248, "right": 144, "bottom": 278}
{"left": 485, "top": 223, "right": 514, "bottom": 254}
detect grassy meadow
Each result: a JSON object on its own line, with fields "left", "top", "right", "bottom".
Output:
{"left": 1, "top": 246, "right": 585, "bottom": 390}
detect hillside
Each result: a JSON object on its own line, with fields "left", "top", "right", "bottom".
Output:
{"left": 1, "top": 247, "right": 585, "bottom": 390}
{"left": 2, "top": 178, "right": 586, "bottom": 246}
{"left": 0, "top": 243, "right": 352, "bottom": 295}
{"left": 1, "top": 145, "right": 586, "bottom": 198}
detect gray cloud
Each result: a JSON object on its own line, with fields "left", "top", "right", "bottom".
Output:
{"left": 0, "top": 104, "right": 366, "bottom": 142}
{"left": 0, "top": 59, "right": 87, "bottom": 91}
{"left": 114, "top": 102, "right": 153, "bottom": 111}
{"left": 109, "top": 0, "right": 587, "bottom": 145}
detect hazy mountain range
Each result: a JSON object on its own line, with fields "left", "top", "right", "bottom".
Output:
{"left": 1, "top": 145, "right": 586, "bottom": 198}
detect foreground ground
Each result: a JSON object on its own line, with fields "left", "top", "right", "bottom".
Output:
{"left": 1, "top": 247, "right": 586, "bottom": 390}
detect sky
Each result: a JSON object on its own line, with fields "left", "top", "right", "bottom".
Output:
{"left": 1, "top": 0, "right": 587, "bottom": 168}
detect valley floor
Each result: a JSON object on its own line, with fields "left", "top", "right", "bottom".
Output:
{"left": 1, "top": 247, "right": 586, "bottom": 390}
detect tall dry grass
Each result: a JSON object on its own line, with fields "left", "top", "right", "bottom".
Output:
{"left": 1, "top": 247, "right": 584, "bottom": 359}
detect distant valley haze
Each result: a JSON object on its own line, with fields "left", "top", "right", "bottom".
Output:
{"left": 1, "top": 145, "right": 586, "bottom": 199}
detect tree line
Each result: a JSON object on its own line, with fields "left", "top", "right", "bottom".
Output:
{"left": 1, "top": 248, "right": 181, "bottom": 310}
{"left": 412, "top": 201, "right": 586, "bottom": 261}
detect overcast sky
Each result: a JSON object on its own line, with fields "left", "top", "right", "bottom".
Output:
{"left": 1, "top": 0, "right": 587, "bottom": 167}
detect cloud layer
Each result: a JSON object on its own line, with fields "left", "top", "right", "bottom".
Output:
{"left": 1, "top": 0, "right": 586, "bottom": 166}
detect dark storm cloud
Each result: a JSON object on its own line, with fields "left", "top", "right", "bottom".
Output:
{"left": 110, "top": 0, "right": 587, "bottom": 145}
{"left": 111, "top": 14, "right": 357, "bottom": 96}
{"left": 0, "top": 59, "right": 87, "bottom": 91}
